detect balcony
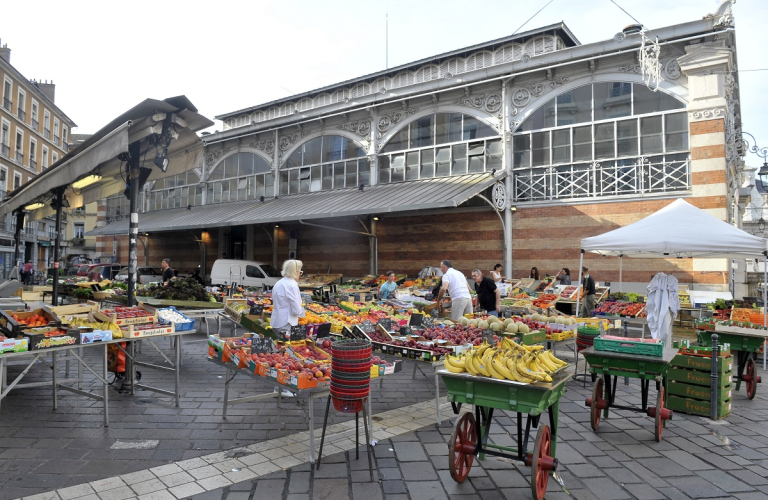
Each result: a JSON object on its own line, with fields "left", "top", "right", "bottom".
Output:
{"left": 0, "top": 144, "right": 8, "bottom": 158}
{"left": 2, "top": 98, "right": 10, "bottom": 111}
{"left": 70, "top": 237, "right": 85, "bottom": 247}
{"left": 15, "top": 151, "right": 23, "bottom": 164}
{"left": 30, "top": 159, "right": 37, "bottom": 170}
{"left": 31, "top": 118, "right": 38, "bottom": 130}
{"left": 54, "top": 135, "right": 60, "bottom": 145}
{"left": 43, "top": 128, "right": 50, "bottom": 139}
{"left": 17, "top": 108, "right": 25, "bottom": 121}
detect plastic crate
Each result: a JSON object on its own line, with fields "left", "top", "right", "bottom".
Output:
{"left": 593, "top": 336, "right": 664, "bottom": 357}
{"left": 157, "top": 306, "right": 196, "bottom": 331}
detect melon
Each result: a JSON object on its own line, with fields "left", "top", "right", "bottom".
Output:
{"left": 503, "top": 318, "right": 514, "bottom": 326}
{"left": 490, "top": 322, "right": 503, "bottom": 332}
{"left": 443, "top": 320, "right": 454, "bottom": 326}
{"left": 506, "top": 322, "right": 519, "bottom": 334}
{"left": 468, "top": 318, "right": 479, "bottom": 327}
{"left": 518, "top": 323, "right": 530, "bottom": 334}
{"left": 459, "top": 317, "right": 469, "bottom": 327}
{"left": 478, "top": 320, "right": 490, "bottom": 330}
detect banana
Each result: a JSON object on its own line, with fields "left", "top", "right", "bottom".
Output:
{"left": 507, "top": 355, "right": 535, "bottom": 383}
{"left": 545, "top": 350, "right": 568, "bottom": 367}
{"left": 536, "top": 352, "right": 558, "bottom": 373}
{"left": 443, "top": 358, "right": 465, "bottom": 373}
{"left": 475, "top": 344, "right": 490, "bottom": 357}
{"left": 465, "top": 352, "right": 480, "bottom": 376}
{"left": 445, "top": 355, "right": 466, "bottom": 369}
{"left": 492, "top": 354, "right": 518, "bottom": 381}
{"left": 485, "top": 355, "right": 505, "bottom": 380}
{"left": 521, "top": 354, "right": 551, "bottom": 383}
{"left": 529, "top": 355, "right": 553, "bottom": 382}
{"left": 473, "top": 353, "right": 491, "bottom": 377}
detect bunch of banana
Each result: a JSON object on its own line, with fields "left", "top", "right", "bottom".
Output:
{"left": 443, "top": 351, "right": 467, "bottom": 373}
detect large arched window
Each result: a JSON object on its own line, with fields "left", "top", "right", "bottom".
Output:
{"left": 279, "top": 135, "right": 368, "bottom": 195}
{"left": 512, "top": 82, "right": 689, "bottom": 201}
{"left": 206, "top": 152, "right": 273, "bottom": 204}
{"left": 147, "top": 171, "right": 200, "bottom": 211}
{"left": 377, "top": 113, "right": 501, "bottom": 184}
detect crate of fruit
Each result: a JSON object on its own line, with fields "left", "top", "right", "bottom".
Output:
{"left": 593, "top": 335, "right": 664, "bottom": 357}
{"left": 121, "top": 322, "right": 175, "bottom": 338}
{"left": 223, "top": 299, "right": 249, "bottom": 321}
{"left": 93, "top": 305, "right": 156, "bottom": 326}
{"left": 285, "top": 339, "right": 332, "bottom": 364}
{"left": 0, "top": 307, "right": 61, "bottom": 335}
{"left": 156, "top": 306, "right": 196, "bottom": 331}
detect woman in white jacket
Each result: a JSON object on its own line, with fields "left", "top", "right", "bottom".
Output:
{"left": 271, "top": 259, "right": 306, "bottom": 332}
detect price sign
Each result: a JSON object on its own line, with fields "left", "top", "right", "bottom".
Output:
{"left": 316, "top": 322, "right": 331, "bottom": 338}
{"left": 353, "top": 325, "right": 370, "bottom": 339}
{"left": 422, "top": 315, "right": 435, "bottom": 329}
{"left": 482, "top": 329, "right": 495, "bottom": 344}
{"left": 279, "top": 325, "right": 306, "bottom": 341}
{"left": 251, "top": 336, "right": 274, "bottom": 354}
{"left": 400, "top": 325, "right": 413, "bottom": 337}
{"left": 354, "top": 293, "right": 363, "bottom": 302}
{"left": 360, "top": 320, "right": 376, "bottom": 334}
{"left": 250, "top": 303, "right": 264, "bottom": 315}
{"left": 341, "top": 326, "right": 355, "bottom": 339}
{"left": 377, "top": 318, "right": 393, "bottom": 331}
{"left": 409, "top": 313, "right": 424, "bottom": 327}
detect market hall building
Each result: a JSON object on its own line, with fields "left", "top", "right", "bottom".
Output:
{"left": 90, "top": 3, "right": 743, "bottom": 292}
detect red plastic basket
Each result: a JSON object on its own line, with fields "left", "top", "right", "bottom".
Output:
{"left": 330, "top": 385, "right": 370, "bottom": 398}
{"left": 332, "top": 339, "right": 371, "bottom": 351}
{"left": 331, "top": 378, "right": 370, "bottom": 389}
{"left": 332, "top": 397, "right": 364, "bottom": 413}
{"left": 332, "top": 349, "right": 372, "bottom": 361}
{"left": 331, "top": 360, "right": 372, "bottom": 372}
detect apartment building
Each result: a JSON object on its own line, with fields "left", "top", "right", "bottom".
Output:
{"left": 0, "top": 39, "right": 77, "bottom": 278}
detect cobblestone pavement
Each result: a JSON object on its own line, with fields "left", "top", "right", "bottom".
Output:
{"left": 1, "top": 325, "right": 767, "bottom": 500}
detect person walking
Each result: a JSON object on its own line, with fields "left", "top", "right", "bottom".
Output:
{"left": 472, "top": 269, "right": 501, "bottom": 316}
{"left": 378, "top": 270, "right": 398, "bottom": 300}
{"left": 23, "top": 261, "right": 34, "bottom": 285}
{"left": 160, "top": 258, "right": 175, "bottom": 286}
{"left": 580, "top": 266, "right": 597, "bottom": 317}
{"left": 437, "top": 260, "right": 473, "bottom": 321}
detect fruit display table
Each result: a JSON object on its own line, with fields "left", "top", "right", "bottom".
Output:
{"left": 696, "top": 324, "right": 764, "bottom": 399}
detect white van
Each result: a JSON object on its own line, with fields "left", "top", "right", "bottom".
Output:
{"left": 210, "top": 259, "right": 281, "bottom": 288}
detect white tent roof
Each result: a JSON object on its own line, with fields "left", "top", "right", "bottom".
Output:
{"left": 581, "top": 198, "right": 768, "bottom": 259}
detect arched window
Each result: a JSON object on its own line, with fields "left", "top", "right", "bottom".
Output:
{"left": 147, "top": 170, "right": 201, "bottom": 211}
{"left": 204, "top": 152, "right": 273, "bottom": 205}
{"left": 512, "top": 82, "right": 689, "bottom": 201}
{"left": 377, "top": 113, "right": 500, "bottom": 184}
{"left": 279, "top": 135, "right": 368, "bottom": 195}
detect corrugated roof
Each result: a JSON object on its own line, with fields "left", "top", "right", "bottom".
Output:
{"left": 88, "top": 172, "right": 503, "bottom": 236}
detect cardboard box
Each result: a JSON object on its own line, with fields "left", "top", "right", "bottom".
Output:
{"left": 666, "top": 394, "right": 731, "bottom": 419}
{"left": 517, "top": 330, "right": 546, "bottom": 345}
{"left": 120, "top": 323, "right": 175, "bottom": 338}
{"left": 50, "top": 302, "right": 98, "bottom": 316}
{"left": 224, "top": 299, "right": 249, "bottom": 321}
{"left": 0, "top": 338, "right": 28, "bottom": 354}
{"left": 80, "top": 329, "right": 114, "bottom": 344}
{"left": 24, "top": 328, "right": 80, "bottom": 350}
{"left": 668, "top": 367, "right": 733, "bottom": 388}
{"left": 93, "top": 305, "right": 156, "bottom": 326}
{"left": 0, "top": 307, "right": 60, "bottom": 335}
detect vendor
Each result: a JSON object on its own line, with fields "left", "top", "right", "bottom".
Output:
{"left": 580, "top": 266, "right": 597, "bottom": 317}
{"left": 161, "top": 258, "right": 175, "bottom": 285}
{"left": 529, "top": 267, "right": 540, "bottom": 280}
{"left": 556, "top": 267, "right": 571, "bottom": 286}
{"left": 378, "top": 270, "right": 398, "bottom": 300}
{"left": 472, "top": 269, "right": 501, "bottom": 316}
{"left": 490, "top": 263, "right": 503, "bottom": 283}
{"left": 271, "top": 259, "right": 306, "bottom": 332}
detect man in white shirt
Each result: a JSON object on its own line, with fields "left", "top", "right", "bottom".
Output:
{"left": 437, "top": 260, "right": 473, "bottom": 321}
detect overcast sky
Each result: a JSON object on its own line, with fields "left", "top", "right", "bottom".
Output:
{"left": 1, "top": 0, "right": 765, "bottom": 165}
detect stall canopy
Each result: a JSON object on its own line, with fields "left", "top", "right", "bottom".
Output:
{"left": 0, "top": 96, "right": 214, "bottom": 219}
{"left": 581, "top": 198, "right": 768, "bottom": 259}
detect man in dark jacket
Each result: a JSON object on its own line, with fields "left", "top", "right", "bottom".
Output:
{"left": 580, "top": 266, "right": 597, "bottom": 317}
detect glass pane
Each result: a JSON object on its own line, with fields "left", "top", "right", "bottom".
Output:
{"left": 640, "top": 116, "right": 663, "bottom": 154}
{"left": 213, "top": 183, "right": 221, "bottom": 204}
{"left": 378, "top": 156, "right": 391, "bottom": 184}
{"left": 299, "top": 167, "right": 310, "bottom": 193}
{"left": 256, "top": 174, "right": 265, "bottom": 199}
{"left": 224, "top": 155, "right": 238, "bottom": 178}
{"left": 594, "top": 123, "right": 615, "bottom": 159}
{"left": 205, "top": 185, "right": 213, "bottom": 205}
{"left": 391, "top": 154, "right": 405, "bottom": 182}
{"left": 302, "top": 137, "right": 322, "bottom": 165}
{"left": 194, "top": 188, "right": 202, "bottom": 206}
{"left": 254, "top": 155, "right": 271, "bottom": 174}
{"left": 435, "top": 113, "right": 452, "bottom": 145}
{"left": 617, "top": 119, "right": 638, "bottom": 157}
{"left": 448, "top": 113, "right": 463, "bottom": 142}
{"left": 513, "top": 134, "right": 531, "bottom": 168}
{"left": 594, "top": 82, "right": 631, "bottom": 121}
{"left": 186, "top": 170, "right": 200, "bottom": 184}
{"left": 237, "top": 177, "right": 247, "bottom": 200}
{"left": 485, "top": 140, "right": 502, "bottom": 172}
{"left": 264, "top": 174, "right": 274, "bottom": 197}
{"left": 552, "top": 129, "right": 570, "bottom": 164}
{"left": 323, "top": 164, "right": 334, "bottom": 190}
{"left": 519, "top": 98, "right": 555, "bottom": 132}
{"left": 289, "top": 169, "right": 300, "bottom": 194}
{"left": 406, "top": 151, "right": 420, "bottom": 180}
{"left": 665, "top": 113, "right": 688, "bottom": 152}
{"left": 221, "top": 179, "right": 231, "bottom": 202}
{"left": 381, "top": 126, "right": 409, "bottom": 153}
{"left": 238, "top": 153, "right": 255, "bottom": 175}
{"left": 279, "top": 171, "right": 289, "bottom": 195}
{"left": 358, "top": 159, "right": 370, "bottom": 187}
{"left": 573, "top": 126, "right": 592, "bottom": 161}
{"left": 463, "top": 115, "right": 497, "bottom": 140}
{"left": 207, "top": 164, "right": 224, "bottom": 182}
{"left": 557, "top": 85, "right": 591, "bottom": 125}
{"left": 420, "top": 149, "right": 435, "bottom": 178}
{"left": 285, "top": 148, "right": 303, "bottom": 169}
{"left": 346, "top": 139, "right": 364, "bottom": 159}
{"left": 249, "top": 176, "right": 258, "bottom": 199}
{"left": 346, "top": 160, "right": 358, "bottom": 187}
{"left": 334, "top": 163, "right": 345, "bottom": 187}
{"left": 531, "top": 131, "right": 550, "bottom": 167}
{"left": 322, "top": 135, "right": 345, "bottom": 162}
{"left": 310, "top": 165, "right": 322, "bottom": 192}
{"left": 452, "top": 144, "right": 467, "bottom": 174}
{"left": 410, "top": 116, "right": 434, "bottom": 148}
{"left": 435, "top": 147, "right": 451, "bottom": 176}
{"left": 634, "top": 85, "right": 684, "bottom": 115}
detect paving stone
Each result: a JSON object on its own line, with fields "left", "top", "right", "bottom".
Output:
{"left": 555, "top": 443, "right": 589, "bottom": 464}
{"left": 584, "top": 477, "right": 632, "bottom": 500}
{"left": 669, "top": 476, "right": 729, "bottom": 499}
{"left": 486, "top": 469, "right": 528, "bottom": 488}
{"left": 393, "top": 442, "right": 427, "bottom": 462}
{"left": 313, "top": 478, "right": 349, "bottom": 500}
{"left": 468, "top": 476, "right": 496, "bottom": 490}
{"left": 401, "top": 461, "right": 438, "bottom": 481}
{"left": 289, "top": 471, "right": 310, "bottom": 493}
{"left": 623, "top": 483, "right": 667, "bottom": 500}
{"left": 619, "top": 444, "right": 661, "bottom": 459}
{"left": 381, "top": 480, "right": 407, "bottom": 494}
{"left": 286, "top": 495, "right": 310, "bottom": 500}
{"left": 313, "top": 463, "right": 348, "bottom": 479}
{"left": 693, "top": 470, "right": 755, "bottom": 493}
{"left": 58, "top": 483, "right": 96, "bottom": 500}
{"left": 635, "top": 458, "right": 696, "bottom": 478}
{"left": 351, "top": 482, "right": 383, "bottom": 500}
{"left": 655, "top": 487, "right": 693, "bottom": 500}
{"left": 406, "top": 480, "right": 448, "bottom": 500}
{"left": 565, "top": 463, "right": 605, "bottom": 478}
{"left": 98, "top": 486, "right": 136, "bottom": 500}
{"left": 436, "top": 470, "right": 476, "bottom": 496}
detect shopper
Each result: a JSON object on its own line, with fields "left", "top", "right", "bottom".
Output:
{"left": 490, "top": 263, "right": 503, "bottom": 283}
{"left": 556, "top": 267, "right": 572, "bottom": 286}
{"left": 580, "top": 266, "right": 597, "bottom": 317}
{"left": 472, "top": 269, "right": 501, "bottom": 316}
{"left": 191, "top": 267, "right": 205, "bottom": 286}
{"left": 437, "top": 260, "right": 473, "bottom": 321}
{"left": 378, "top": 270, "right": 398, "bottom": 300}
{"left": 160, "top": 258, "right": 175, "bottom": 285}
{"left": 529, "top": 267, "right": 540, "bottom": 280}
{"left": 271, "top": 259, "right": 306, "bottom": 332}
{"left": 24, "top": 261, "right": 34, "bottom": 285}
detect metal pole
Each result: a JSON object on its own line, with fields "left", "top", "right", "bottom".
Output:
{"left": 127, "top": 141, "right": 141, "bottom": 307}
{"left": 619, "top": 255, "right": 623, "bottom": 293}
{"left": 13, "top": 211, "right": 23, "bottom": 280}
{"left": 272, "top": 225, "right": 279, "bottom": 270}
{"left": 52, "top": 188, "right": 64, "bottom": 305}
{"left": 369, "top": 218, "right": 377, "bottom": 276}
{"left": 710, "top": 333, "right": 718, "bottom": 421}
{"left": 576, "top": 251, "right": 584, "bottom": 317}
{"left": 763, "top": 253, "right": 767, "bottom": 370}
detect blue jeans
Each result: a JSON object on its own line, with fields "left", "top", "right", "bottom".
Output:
{"left": 487, "top": 310, "right": 499, "bottom": 317}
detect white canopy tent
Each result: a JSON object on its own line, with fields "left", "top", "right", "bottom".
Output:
{"left": 575, "top": 198, "right": 768, "bottom": 369}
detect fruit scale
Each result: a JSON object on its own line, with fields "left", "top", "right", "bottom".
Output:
{"left": 437, "top": 368, "right": 568, "bottom": 500}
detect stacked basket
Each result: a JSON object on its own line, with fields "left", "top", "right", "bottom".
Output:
{"left": 576, "top": 326, "right": 600, "bottom": 352}
{"left": 330, "top": 339, "right": 372, "bottom": 413}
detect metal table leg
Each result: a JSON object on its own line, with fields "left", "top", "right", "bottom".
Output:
{"left": 223, "top": 366, "right": 232, "bottom": 420}
{"left": 435, "top": 369, "right": 441, "bottom": 425}
{"left": 78, "top": 347, "right": 83, "bottom": 390}
{"left": 52, "top": 352, "right": 58, "bottom": 410}
{"left": 0, "top": 358, "right": 4, "bottom": 410}
{"left": 309, "top": 391, "right": 315, "bottom": 463}
{"left": 175, "top": 334, "right": 181, "bottom": 407}
{"left": 103, "top": 344, "right": 110, "bottom": 427}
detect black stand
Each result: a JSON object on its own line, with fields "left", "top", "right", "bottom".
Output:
{"left": 316, "top": 395, "right": 374, "bottom": 481}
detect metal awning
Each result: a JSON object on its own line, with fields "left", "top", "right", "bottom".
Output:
{"left": 88, "top": 172, "right": 504, "bottom": 236}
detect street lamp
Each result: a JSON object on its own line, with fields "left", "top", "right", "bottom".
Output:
{"left": 740, "top": 131, "right": 768, "bottom": 190}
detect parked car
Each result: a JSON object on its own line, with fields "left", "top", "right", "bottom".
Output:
{"left": 114, "top": 267, "right": 163, "bottom": 284}
{"left": 210, "top": 259, "right": 281, "bottom": 288}
{"left": 87, "top": 263, "right": 124, "bottom": 282}
{"left": 76, "top": 264, "right": 93, "bottom": 277}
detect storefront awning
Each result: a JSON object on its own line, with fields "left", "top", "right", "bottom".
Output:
{"left": 88, "top": 172, "right": 505, "bottom": 236}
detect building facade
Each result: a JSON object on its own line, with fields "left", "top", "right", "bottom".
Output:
{"left": 0, "top": 40, "right": 78, "bottom": 277}
{"left": 94, "top": 2, "right": 744, "bottom": 291}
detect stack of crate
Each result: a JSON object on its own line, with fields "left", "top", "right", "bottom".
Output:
{"left": 666, "top": 344, "right": 733, "bottom": 419}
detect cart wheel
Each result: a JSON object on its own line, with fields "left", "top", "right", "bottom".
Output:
{"left": 590, "top": 378, "right": 603, "bottom": 431}
{"left": 531, "top": 425, "right": 556, "bottom": 500}
{"left": 449, "top": 413, "right": 476, "bottom": 483}
{"left": 655, "top": 387, "right": 665, "bottom": 442}
{"left": 745, "top": 358, "right": 757, "bottom": 400}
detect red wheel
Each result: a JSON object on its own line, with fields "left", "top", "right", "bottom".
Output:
{"left": 590, "top": 378, "right": 603, "bottom": 431}
{"left": 530, "top": 425, "right": 554, "bottom": 500}
{"left": 745, "top": 358, "right": 757, "bottom": 400}
{"left": 655, "top": 387, "right": 665, "bottom": 442}
{"left": 449, "top": 412, "right": 476, "bottom": 482}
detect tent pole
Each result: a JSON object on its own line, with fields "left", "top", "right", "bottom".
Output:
{"left": 763, "top": 253, "right": 767, "bottom": 370}
{"left": 127, "top": 141, "right": 141, "bottom": 307}
{"left": 576, "top": 251, "right": 584, "bottom": 317}
{"left": 13, "top": 211, "right": 23, "bottom": 281}
{"left": 619, "top": 255, "right": 623, "bottom": 293}
{"left": 51, "top": 188, "right": 64, "bottom": 306}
